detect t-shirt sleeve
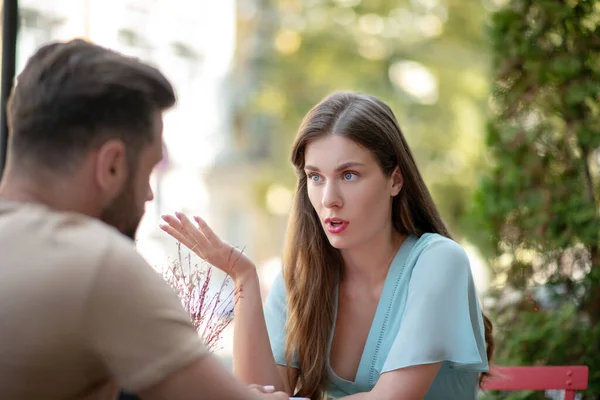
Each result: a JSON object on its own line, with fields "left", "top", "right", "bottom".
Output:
{"left": 382, "top": 238, "right": 489, "bottom": 373}
{"left": 263, "top": 271, "right": 299, "bottom": 368}
{"left": 83, "top": 234, "right": 209, "bottom": 392}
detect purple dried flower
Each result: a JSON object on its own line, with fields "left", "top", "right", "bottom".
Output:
{"left": 160, "top": 242, "right": 241, "bottom": 352}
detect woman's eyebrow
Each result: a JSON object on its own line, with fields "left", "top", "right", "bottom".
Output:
{"left": 304, "top": 161, "right": 365, "bottom": 172}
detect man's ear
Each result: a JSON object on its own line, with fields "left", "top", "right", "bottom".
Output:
{"left": 95, "top": 139, "right": 128, "bottom": 201}
{"left": 390, "top": 166, "right": 403, "bottom": 197}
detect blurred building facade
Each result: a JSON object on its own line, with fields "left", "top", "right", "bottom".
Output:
{"left": 12, "top": 0, "right": 286, "bottom": 274}
{"left": 205, "top": 0, "right": 290, "bottom": 286}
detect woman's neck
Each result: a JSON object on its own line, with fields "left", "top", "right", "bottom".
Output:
{"left": 340, "top": 229, "right": 406, "bottom": 288}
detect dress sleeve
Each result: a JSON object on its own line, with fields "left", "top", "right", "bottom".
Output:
{"left": 263, "top": 271, "right": 299, "bottom": 368}
{"left": 382, "top": 238, "right": 489, "bottom": 373}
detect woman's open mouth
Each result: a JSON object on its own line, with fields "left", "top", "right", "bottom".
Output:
{"left": 325, "top": 218, "right": 349, "bottom": 234}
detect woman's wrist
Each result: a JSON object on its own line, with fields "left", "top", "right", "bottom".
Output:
{"left": 231, "top": 263, "right": 258, "bottom": 287}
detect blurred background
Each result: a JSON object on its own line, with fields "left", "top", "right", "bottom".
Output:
{"left": 2, "top": 0, "right": 599, "bottom": 398}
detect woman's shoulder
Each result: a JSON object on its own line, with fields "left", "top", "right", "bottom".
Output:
{"left": 417, "top": 233, "right": 466, "bottom": 255}
{"left": 410, "top": 233, "right": 471, "bottom": 275}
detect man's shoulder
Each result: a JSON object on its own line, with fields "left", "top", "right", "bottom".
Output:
{"left": 0, "top": 203, "right": 146, "bottom": 313}
{"left": 48, "top": 210, "right": 134, "bottom": 261}
{"left": 1, "top": 201, "right": 138, "bottom": 270}
{"left": 55, "top": 215, "right": 149, "bottom": 283}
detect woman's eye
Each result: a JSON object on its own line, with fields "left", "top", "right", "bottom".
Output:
{"left": 343, "top": 172, "right": 357, "bottom": 180}
{"left": 308, "top": 173, "right": 321, "bottom": 182}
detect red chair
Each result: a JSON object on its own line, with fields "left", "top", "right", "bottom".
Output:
{"left": 481, "top": 366, "right": 589, "bottom": 400}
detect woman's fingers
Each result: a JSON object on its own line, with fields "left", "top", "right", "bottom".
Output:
{"left": 176, "top": 212, "right": 208, "bottom": 244}
{"left": 161, "top": 212, "right": 247, "bottom": 275}
{"left": 247, "top": 385, "right": 288, "bottom": 399}
{"left": 162, "top": 213, "right": 208, "bottom": 253}
{"left": 159, "top": 223, "right": 196, "bottom": 250}
{"left": 247, "top": 384, "right": 275, "bottom": 393}
{"left": 193, "top": 215, "right": 221, "bottom": 244}
{"left": 163, "top": 213, "right": 218, "bottom": 250}
{"left": 161, "top": 214, "right": 185, "bottom": 232}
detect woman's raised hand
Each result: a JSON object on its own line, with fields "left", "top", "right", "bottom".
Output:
{"left": 160, "top": 212, "right": 254, "bottom": 280}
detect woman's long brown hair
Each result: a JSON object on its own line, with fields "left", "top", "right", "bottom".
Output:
{"left": 282, "top": 92, "right": 494, "bottom": 399}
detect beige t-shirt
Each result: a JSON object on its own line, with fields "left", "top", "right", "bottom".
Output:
{"left": 0, "top": 201, "right": 208, "bottom": 399}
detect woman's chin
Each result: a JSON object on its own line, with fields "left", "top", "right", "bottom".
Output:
{"left": 326, "top": 235, "right": 351, "bottom": 249}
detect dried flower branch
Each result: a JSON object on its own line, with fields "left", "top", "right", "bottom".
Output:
{"left": 160, "top": 242, "right": 242, "bottom": 352}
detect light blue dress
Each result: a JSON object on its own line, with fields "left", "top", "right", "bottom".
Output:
{"left": 264, "top": 233, "right": 489, "bottom": 399}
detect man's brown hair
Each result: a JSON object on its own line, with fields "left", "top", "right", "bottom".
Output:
{"left": 7, "top": 39, "right": 175, "bottom": 172}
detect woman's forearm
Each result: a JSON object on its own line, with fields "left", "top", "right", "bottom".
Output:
{"left": 232, "top": 269, "right": 288, "bottom": 393}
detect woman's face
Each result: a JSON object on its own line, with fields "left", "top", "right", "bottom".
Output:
{"left": 304, "top": 135, "right": 402, "bottom": 250}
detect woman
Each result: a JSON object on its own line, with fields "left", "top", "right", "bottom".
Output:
{"left": 161, "top": 91, "right": 494, "bottom": 400}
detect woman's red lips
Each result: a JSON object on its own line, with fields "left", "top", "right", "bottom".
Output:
{"left": 325, "top": 218, "right": 349, "bottom": 234}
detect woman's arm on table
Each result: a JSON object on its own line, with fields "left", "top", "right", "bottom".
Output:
{"left": 337, "top": 363, "right": 441, "bottom": 400}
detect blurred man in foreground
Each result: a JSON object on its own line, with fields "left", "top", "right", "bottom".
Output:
{"left": 0, "top": 39, "right": 286, "bottom": 400}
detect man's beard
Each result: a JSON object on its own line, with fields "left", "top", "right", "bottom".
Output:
{"left": 100, "top": 177, "right": 142, "bottom": 240}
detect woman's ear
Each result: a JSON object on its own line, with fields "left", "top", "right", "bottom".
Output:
{"left": 390, "top": 166, "right": 403, "bottom": 197}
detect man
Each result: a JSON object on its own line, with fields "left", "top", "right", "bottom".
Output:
{"left": 0, "top": 39, "right": 287, "bottom": 400}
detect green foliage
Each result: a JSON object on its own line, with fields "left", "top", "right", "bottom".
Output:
{"left": 469, "top": 0, "right": 600, "bottom": 396}
{"left": 232, "top": 0, "right": 491, "bottom": 235}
